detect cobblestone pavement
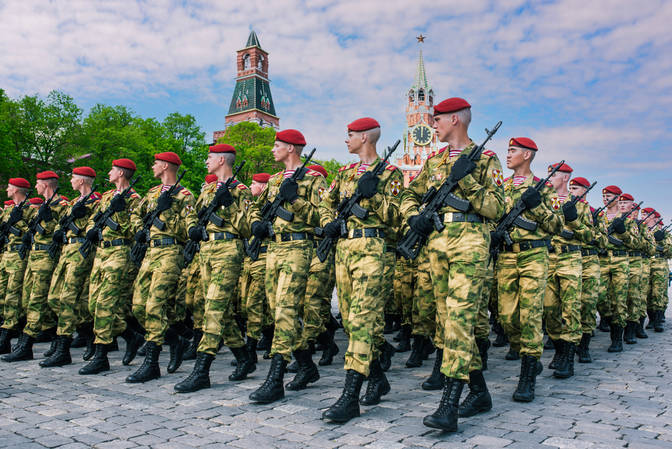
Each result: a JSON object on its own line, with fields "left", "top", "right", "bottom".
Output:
{"left": 1, "top": 309, "right": 671, "bottom": 449}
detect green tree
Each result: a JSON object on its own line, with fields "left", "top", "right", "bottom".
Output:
{"left": 216, "top": 122, "right": 281, "bottom": 184}
{"left": 162, "top": 112, "right": 208, "bottom": 196}
{"left": 0, "top": 90, "right": 24, "bottom": 186}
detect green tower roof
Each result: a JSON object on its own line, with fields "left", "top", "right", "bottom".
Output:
{"left": 245, "top": 30, "right": 262, "bottom": 49}
{"left": 411, "top": 48, "right": 431, "bottom": 92}
{"left": 226, "top": 76, "right": 277, "bottom": 118}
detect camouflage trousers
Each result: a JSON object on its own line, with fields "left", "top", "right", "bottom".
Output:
{"left": 427, "top": 225, "right": 489, "bottom": 381}
{"left": 497, "top": 246, "right": 549, "bottom": 358}
{"left": 0, "top": 250, "right": 28, "bottom": 331}
{"left": 597, "top": 252, "right": 629, "bottom": 327}
{"left": 23, "top": 250, "right": 58, "bottom": 338}
{"left": 89, "top": 246, "right": 132, "bottom": 344}
{"left": 197, "top": 239, "right": 245, "bottom": 355}
{"left": 266, "top": 240, "right": 312, "bottom": 362}
{"left": 179, "top": 261, "right": 205, "bottom": 330}
{"left": 132, "top": 246, "right": 183, "bottom": 345}
{"left": 648, "top": 257, "right": 668, "bottom": 311}
{"left": 47, "top": 243, "right": 94, "bottom": 337}
{"left": 640, "top": 258, "right": 651, "bottom": 319}
{"left": 383, "top": 248, "right": 399, "bottom": 316}
{"left": 544, "top": 250, "right": 582, "bottom": 344}
{"left": 475, "top": 261, "right": 495, "bottom": 340}
{"left": 580, "top": 254, "right": 601, "bottom": 333}
{"left": 296, "top": 245, "right": 335, "bottom": 350}
{"left": 626, "top": 256, "right": 643, "bottom": 322}
{"left": 393, "top": 255, "right": 415, "bottom": 327}
{"left": 412, "top": 247, "right": 435, "bottom": 341}
{"left": 239, "top": 252, "right": 267, "bottom": 340}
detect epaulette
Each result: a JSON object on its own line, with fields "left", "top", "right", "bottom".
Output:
{"left": 579, "top": 198, "right": 588, "bottom": 204}
{"left": 503, "top": 176, "right": 511, "bottom": 182}
{"left": 179, "top": 188, "right": 192, "bottom": 196}
{"left": 590, "top": 206, "right": 596, "bottom": 213}
{"left": 307, "top": 169, "right": 321, "bottom": 176}
{"left": 236, "top": 183, "right": 248, "bottom": 190}
{"left": 92, "top": 192, "right": 102, "bottom": 200}
{"left": 545, "top": 181, "right": 553, "bottom": 188}
{"left": 385, "top": 164, "right": 397, "bottom": 171}
{"left": 272, "top": 171, "right": 283, "bottom": 178}
{"left": 482, "top": 150, "right": 496, "bottom": 157}
{"left": 60, "top": 195, "right": 69, "bottom": 202}
{"left": 148, "top": 185, "right": 161, "bottom": 193}
{"left": 533, "top": 176, "right": 541, "bottom": 182}
{"left": 104, "top": 189, "right": 115, "bottom": 195}
{"left": 428, "top": 146, "right": 447, "bottom": 160}
{"left": 338, "top": 165, "right": 348, "bottom": 172}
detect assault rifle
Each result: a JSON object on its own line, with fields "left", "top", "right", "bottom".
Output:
{"left": 606, "top": 201, "right": 643, "bottom": 247}
{"left": 0, "top": 189, "right": 33, "bottom": 253}
{"left": 637, "top": 208, "right": 656, "bottom": 226}
{"left": 183, "top": 162, "right": 245, "bottom": 266}
{"left": 315, "top": 140, "right": 400, "bottom": 262}
{"left": 246, "top": 148, "right": 316, "bottom": 261}
{"left": 591, "top": 195, "right": 618, "bottom": 223}
{"left": 130, "top": 170, "right": 187, "bottom": 266}
{"left": 18, "top": 187, "right": 61, "bottom": 260}
{"left": 47, "top": 184, "right": 97, "bottom": 259}
{"left": 79, "top": 176, "right": 140, "bottom": 259}
{"left": 397, "top": 121, "right": 502, "bottom": 260}
{"left": 488, "top": 160, "right": 565, "bottom": 262}
{"left": 558, "top": 181, "right": 597, "bottom": 240}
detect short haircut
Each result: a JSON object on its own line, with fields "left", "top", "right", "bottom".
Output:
{"left": 293, "top": 144, "right": 305, "bottom": 156}
{"left": 365, "top": 127, "right": 381, "bottom": 145}
{"left": 44, "top": 178, "right": 59, "bottom": 190}
{"left": 455, "top": 108, "right": 471, "bottom": 127}
{"left": 16, "top": 187, "right": 30, "bottom": 196}
{"left": 73, "top": 174, "right": 94, "bottom": 186}
{"left": 525, "top": 148, "right": 536, "bottom": 162}
{"left": 119, "top": 167, "right": 135, "bottom": 180}
{"left": 221, "top": 153, "right": 236, "bottom": 168}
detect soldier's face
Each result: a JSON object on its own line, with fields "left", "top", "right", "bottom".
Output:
{"left": 569, "top": 185, "right": 586, "bottom": 198}
{"left": 506, "top": 147, "right": 525, "bottom": 169}
{"left": 70, "top": 176, "right": 79, "bottom": 191}
{"left": 272, "top": 141, "right": 290, "bottom": 163}
{"left": 109, "top": 167, "right": 121, "bottom": 183}
{"left": 618, "top": 200, "right": 633, "bottom": 214}
{"left": 345, "top": 131, "right": 363, "bottom": 154}
{"left": 152, "top": 160, "right": 166, "bottom": 178}
{"left": 548, "top": 171, "right": 567, "bottom": 190}
{"left": 6, "top": 185, "right": 16, "bottom": 197}
{"left": 432, "top": 114, "right": 454, "bottom": 142}
{"left": 35, "top": 180, "right": 46, "bottom": 196}
{"left": 251, "top": 181, "right": 266, "bottom": 197}
{"left": 206, "top": 154, "right": 221, "bottom": 174}
{"left": 603, "top": 193, "right": 617, "bottom": 206}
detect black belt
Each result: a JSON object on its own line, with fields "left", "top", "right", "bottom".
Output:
{"left": 68, "top": 237, "right": 87, "bottom": 245}
{"left": 100, "top": 239, "right": 130, "bottom": 248}
{"left": 503, "top": 239, "right": 550, "bottom": 253}
{"left": 348, "top": 228, "right": 385, "bottom": 239}
{"left": 150, "top": 238, "right": 178, "bottom": 247}
{"left": 276, "top": 232, "right": 313, "bottom": 242}
{"left": 628, "top": 251, "right": 641, "bottom": 257}
{"left": 551, "top": 244, "right": 582, "bottom": 254}
{"left": 33, "top": 243, "right": 50, "bottom": 251}
{"left": 438, "top": 212, "right": 484, "bottom": 223}
{"left": 655, "top": 253, "right": 666, "bottom": 259}
{"left": 581, "top": 248, "right": 599, "bottom": 257}
{"left": 610, "top": 250, "right": 628, "bottom": 257}
{"left": 209, "top": 232, "right": 239, "bottom": 241}
{"left": 642, "top": 254, "right": 650, "bottom": 259}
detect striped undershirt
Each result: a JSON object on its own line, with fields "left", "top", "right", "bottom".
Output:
{"left": 357, "top": 163, "right": 370, "bottom": 175}
{"left": 606, "top": 212, "right": 618, "bottom": 221}
{"left": 512, "top": 176, "right": 527, "bottom": 186}
{"left": 283, "top": 169, "right": 295, "bottom": 179}
{"left": 558, "top": 194, "right": 568, "bottom": 203}
{"left": 160, "top": 184, "right": 174, "bottom": 193}
{"left": 448, "top": 149, "right": 462, "bottom": 158}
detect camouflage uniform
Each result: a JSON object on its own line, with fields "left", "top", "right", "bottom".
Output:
{"left": 412, "top": 247, "right": 436, "bottom": 342}
{"left": 579, "top": 205, "right": 606, "bottom": 334}
{"left": 394, "top": 253, "right": 415, "bottom": 328}
{"left": 88, "top": 188, "right": 142, "bottom": 345}
{"left": 131, "top": 184, "right": 194, "bottom": 345}
{"left": 496, "top": 174, "right": 563, "bottom": 358}
{"left": 649, "top": 233, "right": 670, "bottom": 312}
{"left": 297, "top": 242, "right": 335, "bottom": 350}
{"left": 240, "top": 251, "right": 267, "bottom": 340}
{"left": 400, "top": 144, "right": 505, "bottom": 380}
{"left": 320, "top": 158, "right": 401, "bottom": 376}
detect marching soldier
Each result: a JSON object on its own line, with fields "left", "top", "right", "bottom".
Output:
{"left": 649, "top": 215, "right": 669, "bottom": 331}
{"left": 637, "top": 207, "right": 657, "bottom": 339}
{"left": 400, "top": 99, "right": 505, "bottom": 432}
{"left": 248, "top": 129, "right": 326, "bottom": 404}
{"left": 494, "top": 137, "right": 563, "bottom": 403}
{"left": 319, "top": 117, "right": 402, "bottom": 422}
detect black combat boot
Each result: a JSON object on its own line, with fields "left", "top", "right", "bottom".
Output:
{"left": 359, "top": 359, "right": 390, "bottom": 406}
{"left": 165, "top": 328, "right": 187, "bottom": 373}
{"left": 548, "top": 339, "right": 562, "bottom": 369}
{"left": 553, "top": 341, "right": 575, "bottom": 379}
{"left": 422, "top": 339, "right": 435, "bottom": 360}
{"left": 246, "top": 337, "right": 258, "bottom": 364}
{"left": 286, "top": 349, "right": 319, "bottom": 390}
{"left": 40, "top": 335, "right": 72, "bottom": 367}
{"left": 126, "top": 341, "right": 161, "bottom": 383}
{"left": 505, "top": 347, "right": 520, "bottom": 361}
{"left": 423, "top": 376, "right": 464, "bottom": 432}
{"left": 71, "top": 326, "right": 87, "bottom": 348}
{"left": 43, "top": 336, "right": 59, "bottom": 358}
{"left": 646, "top": 310, "right": 655, "bottom": 329}
{"left": 459, "top": 370, "right": 492, "bottom": 417}
{"left": 624, "top": 321, "right": 637, "bottom": 344}
{"left": 120, "top": 327, "right": 144, "bottom": 366}
{"left": 608, "top": 323, "right": 623, "bottom": 352}
{"left": 79, "top": 324, "right": 95, "bottom": 361}
{"left": 2, "top": 332, "right": 34, "bottom": 362}
{"left": 0, "top": 328, "right": 15, "bottom": 354}
{"left": 378, "top": 340, "right": 395, "bottom": 372}
{"left": 137, "top": 341, "right": 147, "bottom": 357}
{"left": 422, "top": 348, "right": 443, "bottom": 390}
{"left": 513, "top": 354, "right": 541, "bottom": 402}
{"left": 395, "top": 324, "right": 411, "bottom": 352}
{"left": 577, "top": 333, "right": 592, "bottom": 363}
{"left": 322, "top": 369, "right": 365, "bottom": 423}
{"left": 229, "top": 345, "right": 256, "bottom": 381}
{"left": 476, "top": 338, "right": 490, "bottom": 371}
{"left": 78, "top": 344, "right": 110, "bottom": 375}
{"left": 249, "top": 353, "right": 286, "bottom": 403}
{"left": 36, "top": 326, "right": 56, "bottom": 343}
{"left": 598, "top": 315, "right": 611, "bottom": 332}
{"left": 183, "top": 329, "right": 202, "bottom": 361}
{"left": 317, "top": 330, "right": 339, "bottom": 366}
{"left": 492, "top": 321, "right": 508, "bottom": 347}
{"left": 383, "top": 314, "right": 394, "bottom": 334}
{"left": 636, "top": 317, "right": 648, "bottom": 339}
{"left": 654, "top": 310, "right": 664, "bottom": 332}
{"left": 405, "top": 335, "right": 425, "bottom": 368}
{"left": 286, "top": 358, "right": 299, "bottom": 373}
{"left": 174, "top": 352, "right": 215, "bottom": 393}
{"left": 257, "top": 326, "right": 273, "bottom": 351}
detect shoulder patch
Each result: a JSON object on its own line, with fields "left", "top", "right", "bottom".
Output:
{"left": 385, "top": 164, "right": 397, "bottom": 171}
{"left": 180, "top": 188, "right": 192, "bottom": 196}
{"left": 482, "top": 150, "right": 496, "bottom": 157}
{"left": 550, "top": 197, "right": 561, "bottom": 210}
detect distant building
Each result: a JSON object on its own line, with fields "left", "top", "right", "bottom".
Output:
{"left": 213, "top": 30, "right": 279, "bottom": 142}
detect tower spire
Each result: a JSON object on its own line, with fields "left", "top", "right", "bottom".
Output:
{"left": 412, "top": 37, "right": 430, "bottom": 91}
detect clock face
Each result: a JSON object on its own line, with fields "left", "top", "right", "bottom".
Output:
{"left": 412, "top": 124, "right": 433, "bottom": 146}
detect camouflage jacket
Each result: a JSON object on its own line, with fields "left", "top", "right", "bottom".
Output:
{"left": 599, "top": 212, "right": 635, "bottom": 250}
{"left": 1, "top": 198, "right": 34, "bottom": 246}
{"left": 87, "top": 188, "right": 142, "bottom": 242}
{"left": 62, "top": 192, "right": 102, "bottom": 241}
{"left": 31, "top": 196, "right": 68, "bottom": 245}
{"left": 552, "top": 197, "right": 593, "bottom": 247}
{"left": 132, "top": 184, "right": 194, "bottom": 244}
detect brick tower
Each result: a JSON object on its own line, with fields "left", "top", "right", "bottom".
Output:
{"left": 395, "top": 36, "right": 438, "bottom": 186}
{"left": 213, "top": 30, "right": 279, "bottom": 141}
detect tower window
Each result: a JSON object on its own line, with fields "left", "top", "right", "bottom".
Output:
{"left": 243, "top": 54, "right": 251, "bottom": 70}
{"left": 418, "top": 89, "right": 425, "bottom": 102}
{"left": 409, "top": 90, "right": 415, "bottom": 102}
{"left": 257, "top": 55, "right": 264, "bottom": 70}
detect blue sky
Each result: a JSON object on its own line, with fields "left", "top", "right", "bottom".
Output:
{"left": 1, "top": 0, "right": 671, "bottom": 218}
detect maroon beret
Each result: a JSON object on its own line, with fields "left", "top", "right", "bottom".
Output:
{"left": 209, "top": 144, "right": 236, "bottom": 154}
{"left": 113, "top": 159, "right": 137, "bottom": 171}
{"left": 602, "top": 185, "right": 622, "bottom": 195}
{"left": 155, "top": 152, "right": 182, "bottom": 166}
{"left": 205, "top": 174, "right": 218, "bottom": 184}
{"left": 275, "top": 129, "right": 306, "bottom": 146}
{"left": 654, "top": 211, "right": 661, "bottom": 218}
{"left": 8, "top": 178, "right": 31, "bottom": 189}
{"left": 29, "top": 197, "right": 44, "bottom": 205}
{"left": 619, "top": 193, "right": 634, "bottom": 201}
{"left": 509, "top": 137, "right": 538, "bottom": 151}
{"left": 347, "top": 117, "right": 380, "bottom": 132}
{"left": 73, "top": 166, "right": 96, "bottom": 178}
{"left": 434, "top": 97, "right": 471, "bottom": 115}
{"left": 252, "top": 173, "right": 271, "bottom": 183}
{"left": 308, "top": 165, "right": 328, "bottom": 178}
{"left": 569, "top": 177, "right": 590, "bottom": 187}
{"left": 549, "top": 163, "right": 573, "bottom": 173}
{"left": 4, "top": 200, "right": 14, "bottom": 206}
{"left": 641, "top": 207, "right": 655, "bottom": 214}
{"left": 36, "top": 171, "right": 59, "bottom": 180}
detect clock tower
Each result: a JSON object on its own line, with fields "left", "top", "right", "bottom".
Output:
{"left": 395, "top": 36, "right": 438, "bottom": 186}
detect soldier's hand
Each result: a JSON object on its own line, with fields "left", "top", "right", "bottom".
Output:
{"left": 612, "top": 217, "right": 626, "bottom": 234}
{"left": 52, "top": 229, "right": 66, "bottom": 244}
{"left": 251, "top": 221, "right": 269, "bottom": 239}
{"left": 21, "top": 232, "right": 32, "bottom": 246}
{"left": 490, "top": 230, "right": 506, "bottom": 248}
{"left": 71, "top": 202, "right": 88, "bottom": 219}
{"left": 85, "top": 228, "right": 101, "bottom": 243}
{"left": 110, "top": 195, "right": 126, "bottom": 212}
{"left": 156, "top": 193, "right": 173, "bottom": 212}
{"left": 408, "top": 214, "right": 434, "bottom": 237}
{"left": 357, "top": 172, "right": 379, "bottom": 198}
{"left": 8, "top": 206, "right": 23, "bottom": 225}
{"left": 323, "top": 221, "right": 341, "bottom": 238}
{"left": 37, "top": 205, "right": 53, "bottom": 222}
{"left": 215, "top": 186, "right": 234, "bottom": 207}
{"left": 188, "top": 226, "right": 206, "bottom": 242}
{"left": 654, "top": 230, "right": 665, "bottom": 241}
{"left": 134, "top": 229, "right": 149, "bottom": 244}
{"left": 278, "top": 179, "right": 299, "bottom": 203}
{"left": 521, "top": 187, "right": 542, "bottom": 210}
{"left": 449, "top": 155, "right": 477, "bottom": 183}
{"left": 562, "top": 202, "right": 578, "bottom": 222}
